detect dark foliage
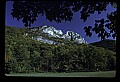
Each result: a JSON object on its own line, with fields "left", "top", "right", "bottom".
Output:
{"left": 10, "top": 1, "right": 117, "bottom": 40}
{"left": 90, "top": 39, "right": 116, "bottom": 52}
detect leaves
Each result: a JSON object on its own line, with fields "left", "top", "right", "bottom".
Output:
{"left": 11, "top": 1, "right": 116, "bottom": 41}
{"left": 11, "top": 1, "right": 111, "bottom": 27}
{"left": 84, "top": 26, "right": 92, "bottom": 37}
{"left": 84, "top": 10, "right": 117, "bottom": 40}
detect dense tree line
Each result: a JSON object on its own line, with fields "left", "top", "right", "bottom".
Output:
{"left": 5, "top": 26, "right": 116, "bottom": 73}
{"left": 90, "top": 39, "right": 116, "bottom": 52}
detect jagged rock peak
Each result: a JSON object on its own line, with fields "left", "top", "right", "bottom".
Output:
{"left": 30, "top": 25, "right": 88, "bottom": 44}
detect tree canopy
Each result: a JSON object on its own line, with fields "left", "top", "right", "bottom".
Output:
{"left": 11, "top": 1, "right": 117, "bottom": 40}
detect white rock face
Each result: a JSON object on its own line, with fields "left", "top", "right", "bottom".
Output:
{"left": 34, "top": 36, "right": 56, "bottom": 44}
{"left": 31, "top": 25, "right": 87, "bottom": 44}
{"left": 54, "top": 29, "right": 63, "bottom": 35}
{"left": 41, "top": 26, "right": 63, "bottom": 38}
{"left": 64, "top": 31, "right": 87, "bottom": 44}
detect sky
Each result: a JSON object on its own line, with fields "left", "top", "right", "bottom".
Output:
{"left": 5, "top": 1, "right": 116, "bottom": 43}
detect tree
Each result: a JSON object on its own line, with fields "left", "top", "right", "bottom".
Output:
{"left": 105, "top": 50, "right": 116, "bottom": 70}
{"left": 10, "top": 1, "right": 117, "bottom": 40}
{"left": 67, "top": 31, "right": 80, "bottom": 41}
{"left": 84, "top": 11, "right": 117, "bottom": 40}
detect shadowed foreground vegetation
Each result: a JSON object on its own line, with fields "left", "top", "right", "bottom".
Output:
{"left": 5, "top": 71, "right": 116, "bottom": 77}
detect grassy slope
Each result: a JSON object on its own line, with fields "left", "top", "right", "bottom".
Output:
{"left": 5, "top": 71, "right": 116, "bottom": 77}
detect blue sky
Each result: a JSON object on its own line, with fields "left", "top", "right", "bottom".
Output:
{"left": 5, "top": 1, "right": 116, "bottom": 43}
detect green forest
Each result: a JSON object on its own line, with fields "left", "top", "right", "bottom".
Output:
{"left": 5, "top": 26, "right": 116, "bottom": 74}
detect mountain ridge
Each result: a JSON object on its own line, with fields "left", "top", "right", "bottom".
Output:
{"left": 90, "top": 39, "right": 116, "bottom": 52}
{"left": 28, "top": 25, "right": 88, "bottom": 44}
{"left": 5, "top": 26, "right": 116, "bottom": 73}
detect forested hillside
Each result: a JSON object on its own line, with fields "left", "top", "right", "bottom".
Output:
{"left": 5, "top": 26, "right": 116, "bottom": 73}
{"left": 90, "top": 39, "right": 116, "bottom": 52}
